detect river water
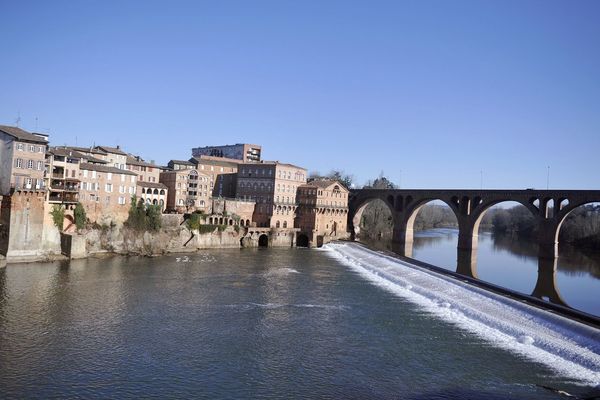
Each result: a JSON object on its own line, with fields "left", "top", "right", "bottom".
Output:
{"left": 409, "top": 228, "right": 600, "bottom": 317}
{"left": 0, "top": 247, "right": 599, "bottom": 399}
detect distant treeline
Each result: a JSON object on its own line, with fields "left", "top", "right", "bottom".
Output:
{"left": 489, "top": 204, "right": 600, "bottom": 249}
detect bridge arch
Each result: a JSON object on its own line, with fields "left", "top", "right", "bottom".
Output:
{"left": 348, "top": 194, "right": 395, "bottom": 241}
{"left": 553, "top": 200, "right": 600, "bottom": 244}
{"left": 404, "top": 198, "right": 459, "bottom": 235}
{"left": 470, "top": 199, "right": 539, "bottom": 241}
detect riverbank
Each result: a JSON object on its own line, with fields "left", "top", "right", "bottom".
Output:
{"left": 1, "top": 213, "right": 312, "bottom": 265}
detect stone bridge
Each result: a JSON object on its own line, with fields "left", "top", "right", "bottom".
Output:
{"left": 348, "top": 189, "right": 600, "bottom": 307}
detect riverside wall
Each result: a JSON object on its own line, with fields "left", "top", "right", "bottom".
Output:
{"left": 1, "top": 212, "right": 312, "bottom": 266}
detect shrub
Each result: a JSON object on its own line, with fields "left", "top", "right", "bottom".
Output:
{"left": 50, "top": 204, "right": 64, "bottom": 231}
{"left": 125, "top": 195, "right": 163, "bottom": 231}
{"left": 74, "top": 203, "right": 87, "bottom": 230}
{"left": 186, "top": 213, "right": 202, "bottom": 231}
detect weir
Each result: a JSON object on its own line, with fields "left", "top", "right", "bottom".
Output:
{"left": 348, "top": 189, "right": 600, "bottom": 306}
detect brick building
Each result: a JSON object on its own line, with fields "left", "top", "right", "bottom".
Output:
{"left": 78, "top": 163, "right": 137, "bottom": 224}
{"left": 189, "top": 155, "right": 240, "bottom": 198}
{"left": 236, "top": 161, "right": 307, "bottom": 228}
{"left": 160, "top": 167, "right": 211, "bottom": 214}
{"left": 296, "top": 179, "right": 350, "bottom": 246}
{"left": 45, "top": 147, "right": 83, "bottom": 205}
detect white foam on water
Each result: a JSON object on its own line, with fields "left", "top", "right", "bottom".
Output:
{"left": 326, "top": 242, "right": 600, "bottom": 386}
{"left": 265, "top": 267, "right": 300, "bottom": 276}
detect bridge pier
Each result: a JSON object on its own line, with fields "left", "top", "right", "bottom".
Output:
{"left": 391, "top": 224, "right": 414, "bottom": 258}
{"left": 531, "top": 257, "right": 567, "bottom": 306}
{"left": 537, "top": 219, "right": 560, "bottom": 259}
{"left": 456, "top": 248, "right": 478, "bottom": 278}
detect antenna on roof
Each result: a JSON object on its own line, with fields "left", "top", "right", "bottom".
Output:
{"left": 15, "top": 111, "right": 21, "bottom": 127}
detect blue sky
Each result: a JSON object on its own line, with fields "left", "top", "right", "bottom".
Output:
{"left": 1, "top": 1, "right": 599, "bottom": 189}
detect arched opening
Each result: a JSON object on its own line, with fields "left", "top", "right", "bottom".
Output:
{"left": 283, "top": 221, "right": 287, "bottom": 228}
{"left": 352, "top": 198, "right": 394, "bottom": 250}
{"left": 152, "top": 199, "right": 158, "bottom": 205}
{"left": 555, "top": 201, "right": 600, "bottom": 315}
{"left": 297, "top": 234, "right": 310, "bottom": 247}
{"left": 275, "top": 221, "right": 280, "bottom": 228}
{"left": 240, "top": 219, "right": 245, "bottom": 227}
{"left": 258, "top": 234, "right": 269, "bottom": 247}
{"left": 246, "top": 219, "right": 250, "bottom": 227}
{"left": 153, "top": 189, "right": 159, "bottom": 195}
{"left": 160, "top": 189, "right": 165, "bottom": 195}
{"left": 406, "top": 200, "right": 458, "bottom": 271}
{"left": 473, "top": 201, "right": 539, "bottom": 295}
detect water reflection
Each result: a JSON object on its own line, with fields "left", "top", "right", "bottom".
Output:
{"left": 359, "top": 228, "right": 600, "bottom": 316}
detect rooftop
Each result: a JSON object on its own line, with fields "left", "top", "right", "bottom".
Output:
{"left": 79, "top": 163, "right": 137, "bottom": 176}
{"left": 0, "top": 125, "right": 48, "bottom": 144}
{"left": 137, "top": 181, "right": 168, "bottom": 189}
{"left": 94, "top": 145, "right": 128, "bottom": 156}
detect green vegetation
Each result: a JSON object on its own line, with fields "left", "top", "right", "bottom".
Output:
{"left": 125, "top": 196, "right": 162, "bottom": 232}
{"left": 488, "top": 204, "right": 600, "bottom": 249}
{"left": 309, "top": 169, "right": 354, "bottom": 189}
{"left": 50, "top": 204, "right": 65, "bottom": 231}
{"left": 74, "top": 203, "right": 87, "bottom": 230}
{"left": 186, "top": 212, "right": 202, "bottom": 231}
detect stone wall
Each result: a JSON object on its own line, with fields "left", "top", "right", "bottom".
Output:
{"left": 0, "top": 191, "right": 54, "bottom": 262}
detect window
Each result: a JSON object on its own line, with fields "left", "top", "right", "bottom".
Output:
{"left": 129, "top": 187, "right": 135, "bottom": 194}
{"left": 121, "top": 174, "right": 125, "bottom": 182}
{"left": 81, "top": 182, "right": 87, "bottom": 190}
{"left": 38, "top": 146, "right": 43, "bottom": 153}
{"left": 118, "top": 196, "right": 126, "bottom": 205}
{"left": 83, "top": 170, "right": 88, "bottom": 178}
{"left": 27, "top": 160, "right": 34, "bottom": 169}
{"left": 105, "top": 183, "right": 113, "bottom": 192}
{"left": 28, "top": 145, "right": 35, "bottom": 152}
{"left": 15, "top": 158, "right": 23, "bottom": 168}
{"left": 107, "top": 172, "right": 112, "bottom": 180}
{"left": 130, "top": 175, "right": 135, "bottom": 183}
{"left": 16, "top": 143, "right": 24, "bottom": 151}
{"left": 92, "top": 171, "right": 97, "bottom": 179}
{"left": 119, "top": 185, "right": 125, "bottom": 193}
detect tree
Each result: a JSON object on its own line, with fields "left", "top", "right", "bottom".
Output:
{"left": 146, "top": 204, "right": 162, "bottom": 231}
{"left": 74, "top": 203, "right": 87, "bottom": 230}
{"left": 50, "top": 204, "right": 65, "bottom": 231}
{"left": 309, "top": 169, "right": 355, "bottom": 189}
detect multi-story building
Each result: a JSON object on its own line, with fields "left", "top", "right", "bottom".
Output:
{"left": 45, "top": 147, "right": 83, "bottom": 205}
{"left": 191, "top": 143, "right": 261, "bottom": 163}
{"left": 0, "top": 125, "right": 48, "bottom": 195}
{"left": 126, "top": 155, "right": 161, "bottom": 184}
{"left": 160, "top": 167, "right": 211, "bottom": 214}
{"left": 137, "top": 181, "right": 168, "bottom": 210}
{"left": 94, "top": 145, "right": 128, "bottom": 170}
{"left": 296, "top": 179, "right": 350, "bottom": 246}
{"left": 236, "top": 161, "right": 307, "bottom": 228}
{"left": 78, "top": 163, "right": 137, "bottom": 224}
{"left": 189, "top": 155, "right": 240, "bottom": 198}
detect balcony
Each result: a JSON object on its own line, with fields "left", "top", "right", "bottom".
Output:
{"left": 48, "top": 193, "right": 79, "bottom": 204}
{"left": 50, "top": 183, "right": 79, "bottom": 192}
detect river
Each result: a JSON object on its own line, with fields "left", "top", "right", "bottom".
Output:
{"left": 408, "top": 228, "right": 600, "bottom": 317}
{"left": 0, "top": 246, "right": 598, "bottom": 398}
